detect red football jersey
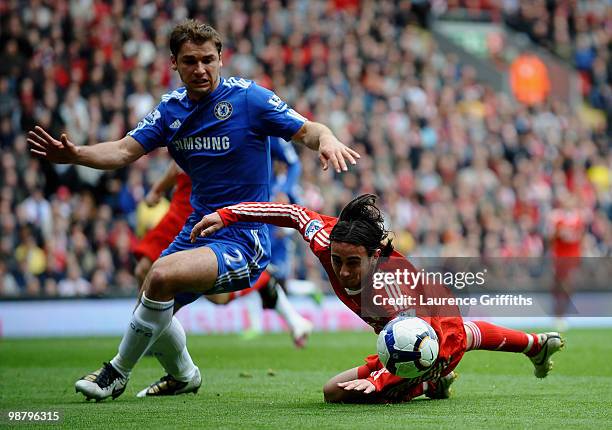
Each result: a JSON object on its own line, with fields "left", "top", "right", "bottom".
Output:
{"left": 218, "top": 202, "right": 466, "bottom": 392}
{"left": 550, "top": 209, "right": 585, "bottom": 257}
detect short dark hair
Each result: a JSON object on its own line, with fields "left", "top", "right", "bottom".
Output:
{"left": 169, "top": 19, "right": 223, "bottom": 58}
{"left": 330, "top": 194, "right": 394, "bottom": 257}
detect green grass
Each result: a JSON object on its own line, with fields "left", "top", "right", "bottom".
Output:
{"left": 1, "top": 329, "right": 611, "bottom": 429}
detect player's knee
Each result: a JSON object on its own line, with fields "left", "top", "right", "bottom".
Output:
{"left": 146, "top": 262, "right": 174, "bottom": 297}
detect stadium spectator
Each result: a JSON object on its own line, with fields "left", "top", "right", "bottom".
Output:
{"left": 503, "top": 0, "right": 610, "bottom": 124}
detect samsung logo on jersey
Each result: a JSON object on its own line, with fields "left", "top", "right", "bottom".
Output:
{"left": 172, "top": 136, "right": 230, "bottom": 151}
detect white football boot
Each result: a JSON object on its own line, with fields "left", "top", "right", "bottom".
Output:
{"left": 136, "top": 366, "right": 201, "bottom": 398}
{"left": 291, "top": 317, "right": 314, "bottom": 349}
{"left": 528, "top": 332, "right": 565, "bottom": 378}
{"left": 75, "top": 362, "right": 128, "bottom": 402}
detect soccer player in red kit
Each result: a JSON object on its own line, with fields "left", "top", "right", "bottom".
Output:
{"left": 191, "top": 194, "right": 565, "bottom": 403}
{"left": 548, "top": 192, "right": 587, "bottom": 328}
{"left": 133, "top": 161, "right": 193, "bottom": 283}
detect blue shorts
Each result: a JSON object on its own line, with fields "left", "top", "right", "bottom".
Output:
{"left": 269, "top": 230, "right": 292, "bottom": 280}
{"left": 160, "top": 213, "right": 270, "bottom": 306}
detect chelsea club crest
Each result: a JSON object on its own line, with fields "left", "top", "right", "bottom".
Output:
{"left": 214, "top": 101, "right": 233, "bottom": 120}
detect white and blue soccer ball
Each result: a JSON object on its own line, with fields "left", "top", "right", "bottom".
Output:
{"left": 376, "top": 316, "right": 439, "bottom": 378}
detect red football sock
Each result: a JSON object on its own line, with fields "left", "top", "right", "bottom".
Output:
{"left": 227, "top": 271, "right": 271, "bottom": 302}
{"left": 464, "top": 321, "right": 540, "bottom": 356}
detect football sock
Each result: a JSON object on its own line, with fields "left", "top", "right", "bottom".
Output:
{"left": 464, "top": 321, "right": 540, "bottom": 356}
{"left": 274, "top": 284, "right": 304, "bottom": 333}
{"left": 148, "top": 317, "right": 197, "bottom": 382}
{"left": 258, "top": 282, "right": 279, "bottom": 309}
{"left": 244, "top": 293, "right": 263, "bottom": 333}
{"left": 227, "top": 271, "right": 271, "bottom": 302}
{"left": 110, "top": 293, "right": 174, "bottom": 377}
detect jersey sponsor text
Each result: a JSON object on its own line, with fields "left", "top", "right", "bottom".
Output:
{"left": 172, "top": 136, "right": 230, "bottom": 151}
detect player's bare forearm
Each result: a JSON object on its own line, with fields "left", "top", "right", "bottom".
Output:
{"left": 29, "top": 126, "right": 145, "bottom": 170}
{"left": 291, "top": 121, "right": 360, "bottom": 173}
{"left": 74, "top": 137, "right": 146, "bottom": 170}
{"left": 145, "top": 161, "right": 182, "bottom": 206}
{"left": 153, "top": 161, "right": 181, "bottom": 193}
{"left": 292, "top": 121, "right": 329, "bottom": 150}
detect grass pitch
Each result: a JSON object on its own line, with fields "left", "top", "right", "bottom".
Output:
{"left": 1, "top": 329, "right": 610, "bottom": 429}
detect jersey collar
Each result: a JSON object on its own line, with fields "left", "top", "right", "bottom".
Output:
{"left": 345, "top": 287, "right": 362, "bottom": 296}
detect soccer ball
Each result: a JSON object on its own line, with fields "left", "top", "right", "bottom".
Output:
{"left": 376, "top": 316, "right": 439, "bottom": 378}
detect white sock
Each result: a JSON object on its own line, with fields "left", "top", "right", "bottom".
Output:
{"left": 148, "top": 317, "right": 197, "bottom": 382}
{"left": 245, "top": 293, "right": 263, "bottom": 332}
{"left": 110, "top": 293, "right": 174, "bottom": 377}
{"left": 274, "top": 285, "right": 304, "bottom": 332}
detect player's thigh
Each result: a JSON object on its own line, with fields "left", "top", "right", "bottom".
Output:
{"left": 146, "top": 246, "right": 219, "bottom": 296}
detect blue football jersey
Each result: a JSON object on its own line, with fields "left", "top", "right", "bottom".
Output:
{"left": 270, "top": 137, "right": 301, "bottom": 204}
{"left": 269, "top": 137, "right": 302, "bottom": 278}
{"left": 128, "top": 77, "right": 306, "bottom": 215}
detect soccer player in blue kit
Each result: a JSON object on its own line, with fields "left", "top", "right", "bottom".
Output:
{"left": 27, "top": 19, "right": 359, "bottom": 401}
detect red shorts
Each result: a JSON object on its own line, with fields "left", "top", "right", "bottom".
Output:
{"left": 553, "top": 257, "right": 581, "bottom": 282}
{"left": 134, "top": 209, "right": 190, "bottom": 262}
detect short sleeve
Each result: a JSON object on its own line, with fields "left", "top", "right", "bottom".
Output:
{"left": 127, "top": 104, "right": 166, "bottom": 153}
{"left": 246, "top": 83, "right": 306, "bottom": 141}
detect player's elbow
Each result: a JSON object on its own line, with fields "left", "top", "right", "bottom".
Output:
{"left": 322, "top": 381, "right": 343, "bottom": 403}
{"left": 115, "top": 136, "right": 145, "bottom": 169}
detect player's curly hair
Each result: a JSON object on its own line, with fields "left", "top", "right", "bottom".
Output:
{"left": 330, "top": 194, "right": 394, "bottom": 257}
{"left": 170, "top": 19, "right": 223, "bottom": 57}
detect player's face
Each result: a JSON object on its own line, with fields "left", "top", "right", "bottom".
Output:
{"left": 172, "top": 40, "right": 222, "bottom": 100}
{"left": 330, "top": 242, "right": 380, "bottom": 291}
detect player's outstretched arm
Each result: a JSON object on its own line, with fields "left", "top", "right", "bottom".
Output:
{"left": 190, "top": 201, "right": 327, "bottom": 244}
{"left": 190, "top": 202, "right": 308, "bottom": 242}
{"left": 145, "top": 161, "right": 182, "bottom": 206}
{"left": 291, "top": 121, "right": 360, "bottom": 173}
{"left": 28, "top": 126, "right": 146, "bottom": 170}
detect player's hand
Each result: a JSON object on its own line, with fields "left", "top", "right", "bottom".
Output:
{"left": 190, "top": 212, "right": 224, "bottom": 242}
{"left": 318, "top": 134, "right": 360, "bottom": 173}
{"left": 27, "top": 126, "right": 79, "bottom": 164}
{"left": 337, "top": 379, "right": 376, "bottom": 394}
{"left": 144, "top": 188, "right": 163, "bottom": 207}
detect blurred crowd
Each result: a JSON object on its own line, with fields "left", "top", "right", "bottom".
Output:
{"left": 0, "top": 0, "right": 610, "bottom": 299}
{"left": 504, "top": 0, "right": 611, "bottom": 118}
